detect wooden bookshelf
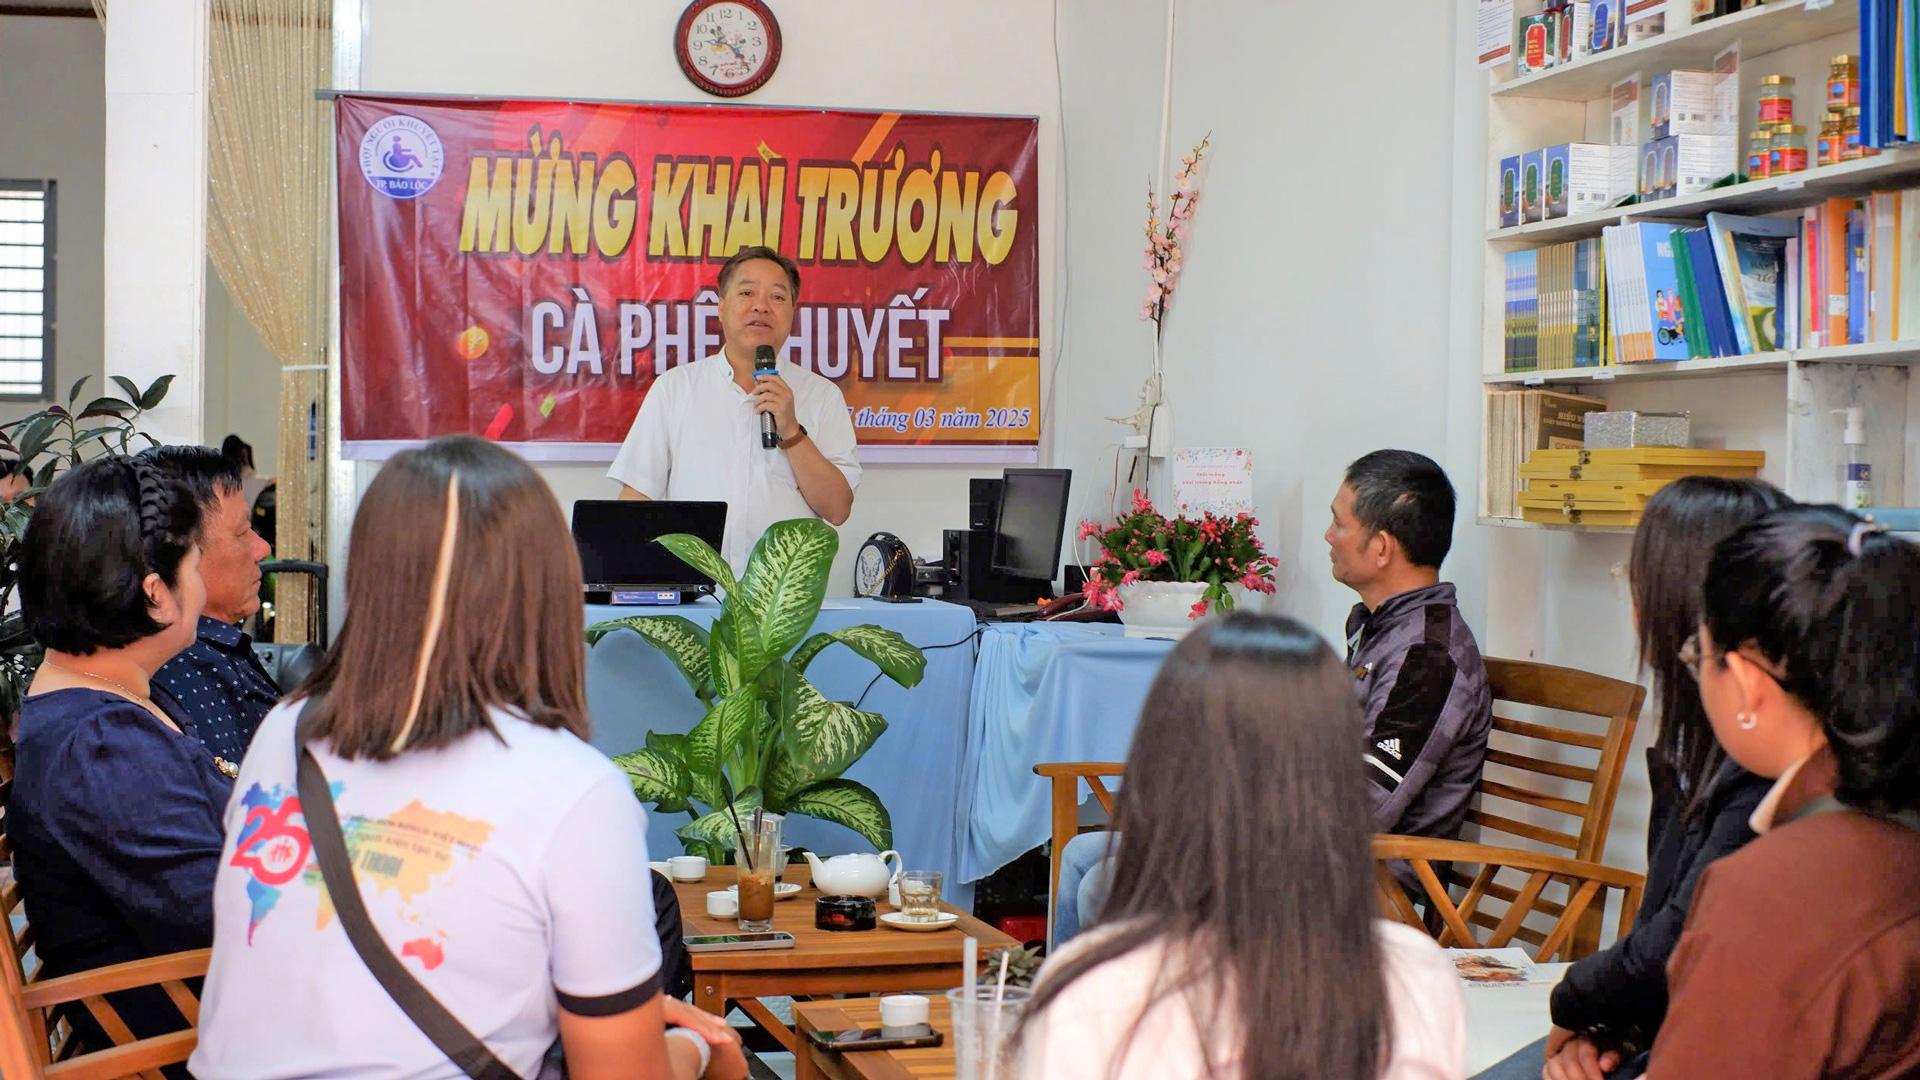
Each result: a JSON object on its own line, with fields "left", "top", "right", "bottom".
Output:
{"left": 1488, "top": 147, "right": 1920, "bottom": 243}
{"left": 1494, "top": 0, "right": 1855, "bottom": 100}
{"left": 1483, "top": 341, "right": 1920, "bottom": 386}
{"left": 1479, "top": 1, "right": 1912, "bottom": 532}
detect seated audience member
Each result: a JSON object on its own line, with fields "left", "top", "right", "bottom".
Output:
{"left": 1018, "top": 612, "right": 1465, "bottom": 1080}
{"left": 191, "top": 436, "right": 742, "bottom": 1080}
{"left": 1053, "top": 449, "right": 1491, "bottom": 945}
{"left": 1474, "top": 478, "right": 1790, "bottom": 1080}
{"left": 9, "top": 456, "right": 220, "bottom": 1042}
{"left": 1645, "top": 507, "right": 1920, "bottom": 1079}
{"left": 139, "top": 445, "right": 277, "bottom": 769}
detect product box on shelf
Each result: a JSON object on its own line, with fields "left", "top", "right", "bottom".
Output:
{"left": 1522, "top": 150, "right": 1547, "bottom": 224}
{"left": 1544, "top": 143, "right": 1612, "bottom": 218}
{"left": 1518, "top": 12, "right": 1558, "bottom": 76}
{"left": 1640, "top": 140, "right": 1668, "bottom": 200}
{"left": 1650, "top": 70, "right": 1715, "bottom": 138}
{"left": 1589, "top": 0, "right": 1619, "bottom": 53}
{"left": 1500, "top": 155, "right": 1522, "bottom": 228}
{"left": 1661, "top": 134, "right": 1735, "bottom": 196}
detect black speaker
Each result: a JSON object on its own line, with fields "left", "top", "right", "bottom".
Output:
{"left": 969, "top": 478, "right": 1003, "bottom": 532}
{"left": 946, "top": 527, "right": 1048, "bottom": 604}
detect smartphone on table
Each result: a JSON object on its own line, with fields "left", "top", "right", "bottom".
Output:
{"left": 807, "top": 1024, "right": 943, "bottom": 1052}
{"left": 683, "top": 931, "right": 796, "bottom": 953}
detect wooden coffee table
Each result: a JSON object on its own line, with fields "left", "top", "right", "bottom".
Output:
{"left": 672, "top": 865, "right": 1015, "bottom": 1052}
{"left": 793, "top": 996, "right": 957, "bottom": 1080}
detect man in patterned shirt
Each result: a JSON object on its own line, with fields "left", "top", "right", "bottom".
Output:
{"left": 141, "top": 445, "right": 277, "bottom": 770}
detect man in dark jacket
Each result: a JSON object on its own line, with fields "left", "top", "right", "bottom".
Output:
{"left": 1326, "top": 449, "right": 1492, "bottom": 838}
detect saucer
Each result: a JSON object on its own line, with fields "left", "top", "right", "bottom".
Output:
{"left": 879, "top": 911, "right": 959, "bottom": 932}
{"left": 727, "top": 882, "right": 803, "bottom": 901}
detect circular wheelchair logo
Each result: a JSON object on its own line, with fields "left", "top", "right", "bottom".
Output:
{"left": 359, "top": 114, "right": 444, "bottom": 200}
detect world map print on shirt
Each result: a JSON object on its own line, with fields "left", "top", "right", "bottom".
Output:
{"left": 229, "top": 781, "right": 496, "bottom": 968}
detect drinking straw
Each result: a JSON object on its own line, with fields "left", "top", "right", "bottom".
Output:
{"left": 719, "top": 775, "right": 753, "bottom": 871}
{"left": 964, "top": 936, "right": 978, "bottom": 997}
{"left": 994, "top": 950, "right": 1010, "bottom": 1002}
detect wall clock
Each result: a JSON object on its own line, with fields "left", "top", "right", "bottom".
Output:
{"left": 675, "top": 0, "right": 782, "bottom": 98}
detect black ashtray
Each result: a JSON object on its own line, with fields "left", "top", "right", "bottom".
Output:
{"left": 815, "top": 894, "right": 876, "bottom": 932}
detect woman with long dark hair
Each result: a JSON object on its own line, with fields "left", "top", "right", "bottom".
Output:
{"left": 1477, "top": 477, "right": 1789, "bottom": 1080}
{"left": 1016, "top": 611, "right": 1464, "bottom": 1080}
{"left": 190, "top": 437, "right": 743, "bottom": 1080}
{"left": 1644, "top": 507, "right": 1920, "bottom": 1077}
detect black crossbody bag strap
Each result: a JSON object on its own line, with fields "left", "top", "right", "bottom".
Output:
{"left": 295, "top": 700, "right": 522, "bottom": 1080}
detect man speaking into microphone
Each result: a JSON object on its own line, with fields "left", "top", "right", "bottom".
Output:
{"left": 607, "top": 246, "right": 861, "bottom": 572}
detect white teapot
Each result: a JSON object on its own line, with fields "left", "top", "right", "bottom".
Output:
{"left": 802, "top": 849, "right": 902, "bottom": 899}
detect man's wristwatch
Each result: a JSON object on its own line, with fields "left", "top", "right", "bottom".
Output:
{"left": 778, "top": 424, "right": 808, "bottom": 450}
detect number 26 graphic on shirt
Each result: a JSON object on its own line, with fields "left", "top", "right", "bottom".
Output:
{"left": 231, "top": 799, "right": 313, "bottom": 887}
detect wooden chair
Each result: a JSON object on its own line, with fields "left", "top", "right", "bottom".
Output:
{"left": 1032, "top": 762, "right": 1124, "bottom": 916}
{"left": 0, "top": 940, "right": 209, "bottom": 1080}
{"left": 1435, "top": 657, "right": 1645, "bottom": 955}
{"left": 1374, "top": 836, "right": 1645, "bottom": 962}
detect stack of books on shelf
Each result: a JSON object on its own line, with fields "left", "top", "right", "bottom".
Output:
{"left": 1501, "top": 192, "right": 1920, "bottom": 372}
{"left": 1486, "top": 389, "right": 1607, "bottom": 517}
{"left": 1503, "top": 239, "right": 1608, "bottom": 371}
{"left": 1516, "top": 447, "right": 1768, "bottom": 528}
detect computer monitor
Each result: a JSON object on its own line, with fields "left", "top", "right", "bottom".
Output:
{"left": 572, "top": 500, "right": 727, "bottom": 592}
{"left": 991, "top": 468, "right": 1071, "bottom": 581}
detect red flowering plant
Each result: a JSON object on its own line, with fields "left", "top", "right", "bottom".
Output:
{"left": 1077, "top": 490, "right": 1278, "bottom": 618}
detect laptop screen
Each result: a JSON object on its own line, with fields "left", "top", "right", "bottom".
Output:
{"left": 571, "top": 500, "right": 727, "bottom": 590}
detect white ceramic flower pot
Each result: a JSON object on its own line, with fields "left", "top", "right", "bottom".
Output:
{"left": 1115, "top": 580, "right": 1212, "bottom": 640}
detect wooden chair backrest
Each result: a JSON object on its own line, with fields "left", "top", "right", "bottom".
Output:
{"left": 1032, "top": 762, "right": 1124, "bottom": 912}
{"left": 0, "top": 941, "right": 209, "bottom": 1080}
{"left": 0, "top": 737, "right": 27, "bottom": 975}
{"left": 1474, "top": 657, "right": 1644, "bottom": 863}
{"left": 1374, "top": 835, "right": 1645, "bottom": 962}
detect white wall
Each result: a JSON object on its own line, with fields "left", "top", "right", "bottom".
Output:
{"left": 1050, "top": 0, "right": 1482, "bottom": 640}
{"left": 0, "top": 15, "right": 104, "bottom": 424}
{"left": 355, "top": 0, "right": 1064, "bottom": 594}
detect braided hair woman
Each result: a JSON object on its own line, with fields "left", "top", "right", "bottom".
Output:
{"left": 7, "top": 454, "right": 216, "bottom": 1050}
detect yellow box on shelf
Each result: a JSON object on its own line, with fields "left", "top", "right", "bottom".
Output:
{"left": 1519, "top": 478, "right": 1674, "bottom": 508}
{"left": 1518, "top": 461, "right": 1763, "bottom": 481}
{"left": 1519, "top": 507, "right": 1645, "bottom": 529}
{"left": 1524, "top": 448, "right": 1767, "bottom": 470}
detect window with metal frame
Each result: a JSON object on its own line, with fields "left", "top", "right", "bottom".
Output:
{"left": 0, "top": 180, "right": 55, "bottom": 401}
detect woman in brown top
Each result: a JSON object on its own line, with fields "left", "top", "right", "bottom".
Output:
{"left": 1647, "top": 506, "right": 1920, "bottom": 1078}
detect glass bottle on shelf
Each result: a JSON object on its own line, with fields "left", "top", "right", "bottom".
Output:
{"left": 1842, "top": 106, "right": 1878, "bottom": 159}
{"left": 1769, "top": 125, "right": 1809, "bottom": 176}
{"left": 1819, "top": 111, "right": 1846, "bottom": 166}
{"left": 1750, "top": 130, "right": 1775, "bottom": 179}
{"left": 1829, "top": 55, "right": 1860, "bottom": 110}
{"left": 1759, "top": 76, "right": 1796, "bottom": 129}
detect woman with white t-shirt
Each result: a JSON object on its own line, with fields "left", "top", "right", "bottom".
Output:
{"left": 1016, "top": 612, "right": 1466, "bottom": 1080}
{"left": 191, "top": 436, "right": 745, "bottom": 1080}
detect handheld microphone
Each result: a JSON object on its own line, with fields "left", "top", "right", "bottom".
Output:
{"left": 754, "top": 344, "right": 780, "bottom": 449}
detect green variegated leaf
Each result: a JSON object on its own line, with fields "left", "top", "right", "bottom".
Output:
{"left": 738, "top": 519, "right": 836, "bottom": 660}
{"left": 784, "top": 780, "right": 892, "bottom": 850}
{"left": 674, "top": 791, "right": 763, "bottom": 852}
{"left": 685, "top": 691, "right": 762, "bottom": 786}
{"left": 657, "top": 532, "right": 740, "bottom": 598}
{"left": 586, "top": 615, "right": 713, "bottom": 699}
{"left": 646, "top": 731, "right": 691, "bottom": 759}
{"left": 709, "top": 613, "right": 748, "bottom": 697}
{"left": 611, "top": 748, "right": 693, "bottom": 814}
{"left": 765, "top": 680, "right": 886, "bottom": 802}
{"left": 790, "top": 625, "right": 926, "bottom": 689}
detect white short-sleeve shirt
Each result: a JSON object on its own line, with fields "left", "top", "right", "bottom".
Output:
{"left": 190, "top": 703, "right": 662, "bottom": 1080}
{"left": 607, "top": 352, "right": 862, "bottom": 572}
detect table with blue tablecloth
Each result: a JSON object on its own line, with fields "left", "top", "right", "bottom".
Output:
{"left": 584, "top": 597, "right": 982, "bottom": 907}
{"left": 956, "top": 623, "right": 1175, "bottom": 885}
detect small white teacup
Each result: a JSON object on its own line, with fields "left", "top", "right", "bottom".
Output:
{"left": 880, "top": 994, "right": 930, "bottom": 1028}
{"left": 668, "top": 855, "right": 708, "bottom": 882}
{"left": 705, "top": 890, "right": 738, "bottom": 918}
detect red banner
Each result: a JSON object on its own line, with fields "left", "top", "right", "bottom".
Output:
{"left": 335, "top": 94, "right": 1040, "bottom": 463}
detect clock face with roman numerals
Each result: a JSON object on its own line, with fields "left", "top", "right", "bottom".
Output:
{"left": 675, "top": 0, "right": 782, "bottom": 98}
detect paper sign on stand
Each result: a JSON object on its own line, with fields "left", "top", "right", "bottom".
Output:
{"left": 1172, "top": 448, "right": 1254, "bottom": 518}
{"left": 1477, "top": 0, "right": 1516, "bottom": 68}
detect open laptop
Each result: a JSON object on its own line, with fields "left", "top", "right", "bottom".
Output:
{"left": 571, "top": 500, "right": 727, "bottom": 604}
